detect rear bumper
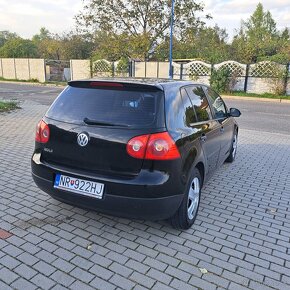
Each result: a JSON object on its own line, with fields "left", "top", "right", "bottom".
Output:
{"left": 31, "top": 154, "right": 184, "bottom": 220}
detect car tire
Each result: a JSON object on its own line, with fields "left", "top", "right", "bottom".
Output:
{"left": 226, "top": 131, "right": 238, "bottom": 163}
{"left": 170, "top": 168, "right": 201, "bottom": 230}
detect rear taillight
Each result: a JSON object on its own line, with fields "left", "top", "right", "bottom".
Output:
{"left": 127, "top": 132, "right": 180, "bottom": 160}
{"left": 127, "top": 134, "right": 149, "bottom": 159}
{"left": 35, "top": 120, "right": 50, "bottom": 143}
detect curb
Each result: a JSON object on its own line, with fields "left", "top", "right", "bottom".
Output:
{"left": 221, "top": 95, "right": 290, "bottom": 104}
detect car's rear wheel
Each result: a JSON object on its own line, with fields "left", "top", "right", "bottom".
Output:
{"left": 226, "top": 131, "right": 238, "bottom": 163}
{"left": 170, "top": 168, "right": 201, "bottom": 230}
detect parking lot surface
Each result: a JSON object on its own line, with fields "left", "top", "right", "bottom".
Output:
{"left": 0, "top": 91, "right": 290, "bottom": 289}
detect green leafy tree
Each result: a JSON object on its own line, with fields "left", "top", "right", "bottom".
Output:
{"left": 33, "top": 28, "right": 92, "bottom": 60}
{"left": 0, "top": 38, "right": 38, "bottom": 58}
{"left": 231, "top": 3, "right": 289, "bottom": 63}
{"left": 76, "top": 0, "right": 211, "bottom": 59}
{"left": 36, "top": 37, "right": 62, "bottom": 59}
{"left": 32, "top": 27, "right": 51, "bottom": 42}
{"left": 186, "top": 25, "right": 230, "bottom": 63}
{"left": 91, "top": 31, "right": 151, "bottom": 61}
{"left": 60, "top": 32, "right": 93, "bottom": 59}
{"left": 154, "top": 25, "right": 230, "bottom": 62}
{"left": 0, "top": 31, "right": 18, "bottom": 47}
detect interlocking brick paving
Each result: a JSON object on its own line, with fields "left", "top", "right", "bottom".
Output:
{"left": 0, "top": 99, "right": 290, "bottom": 290}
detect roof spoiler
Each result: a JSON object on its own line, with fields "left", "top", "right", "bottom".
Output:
{"left": 68, "top": 80, "right": 163, "bottom": 91}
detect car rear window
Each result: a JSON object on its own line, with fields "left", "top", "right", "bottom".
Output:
{"left": 46, "top": 86, "right": 164, "bottom": 128}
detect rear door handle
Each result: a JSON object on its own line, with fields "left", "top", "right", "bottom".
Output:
{"left": 200, "top": 134, "right": 207, "bottom": 142}
{"left": 220, "top": 127, "right": 225, "bottom": 133}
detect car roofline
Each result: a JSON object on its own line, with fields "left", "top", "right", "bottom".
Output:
{"left": 68, "top": 78, "right": 207, "bottom": 91}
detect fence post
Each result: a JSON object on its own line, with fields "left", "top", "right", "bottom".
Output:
{"left": 0, "top": 58, "right": 3, "bottom": 78}
{"left": 244, "top": 64, "right": 250, "bottom": 93}
{"left": 284, "top": 62, "right": 289, "bottom": 95}
{"left": 145, "top": 61, "right": 147, "bottom": 78}
{"left": 157, "top": 61, "right": 159, "bottom": 78}
{"left": 13, "top": 58, "right": 17, "bottom": 79}
{"left": 90, "top": 59, "right": 93, "bottom": 78}
{"left": 211, "top": 64, "right": 214, "bottom": 74}
{"left": 28, "top": 58, "right": 31, "bottom": 80}
{"left": 133, "top": 61, "right": 136, "bottom": 78}
{"left": 128, "top": 61, "right": 132, "bottom": 77}
{"left": 112, "top": 61, "right": 115, "bottom": 77}
{"left": 180, "top": 63, "right": 183, "bottom": 80}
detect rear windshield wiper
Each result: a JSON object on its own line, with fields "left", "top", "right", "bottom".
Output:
{"left": 83, "top": 117, "right": 129, "bottom": 127}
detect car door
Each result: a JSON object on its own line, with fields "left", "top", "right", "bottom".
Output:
{"left": 203, "top": 86, "right": 234, "bottom": 165}
{"left": 184, "top": 85, "right": 222, "bottom": 177}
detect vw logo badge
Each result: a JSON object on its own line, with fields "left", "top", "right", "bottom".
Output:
{"left": 77, "top": 132, "right": 89, "bottom": 147}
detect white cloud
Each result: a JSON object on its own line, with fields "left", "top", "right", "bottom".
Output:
{"left": 0, "top": 0, "right": 83, "bottom": 38}
{"left": 0, "top": 0, "right": 289, "bottom": 40}
{"left": 205, "top": 0, "right": 290, "bottom": 40}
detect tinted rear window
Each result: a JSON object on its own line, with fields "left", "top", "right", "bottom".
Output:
{"left": 46, "top": 86, "right": 164, "bottom": 128}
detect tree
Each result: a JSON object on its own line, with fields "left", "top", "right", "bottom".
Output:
{"left": 32, "top": 27, "right": 51, "bottom": 42}
{"left": 186, "top": 25, "right": 230, "bottom": 62}
{"left": 60, "top": 32, "right": 93, "bottom": 59}
{"left": 244, "top": 3, "right": 278, "bottom": 42}
{"left": 154, "top": 25, "right": 230, "bottom": 62}
{"left": 0, "top": 31, "right": 18, "bottom": 47}
{"left": 232, "top": 3, "right": 281, "bottom": 63}
{"left": 36, "top": 37, "right": 62, "bottom": 59}
{"left": 76, "top": 0, "right": 211, "bottom": 59}
{"left": 0, "top": 38, "right": 38, "bottom": 58}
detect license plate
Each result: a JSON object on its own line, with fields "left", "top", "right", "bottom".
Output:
{"left": 54, "top": 174, "right": 104, "bottom": 199}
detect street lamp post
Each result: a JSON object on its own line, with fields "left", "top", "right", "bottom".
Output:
{"left": 169, "top": 0, "right": 175, "bottom": 79}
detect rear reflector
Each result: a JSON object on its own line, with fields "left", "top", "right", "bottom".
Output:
{"left": 89, "top": 82, "right": 124, "bottom": 88}
{"left": 127, "top": 132, "right": 180, "bottom": 160}
{"left": 35, "top": 120, "right": 50, "bottom": 143}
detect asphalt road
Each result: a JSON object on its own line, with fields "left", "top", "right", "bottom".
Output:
{"left": 1, "top": 82, "right": 289, "bottom": 135}
{"left": 225, "top": 98, "right": 290, "bottom": 135}
{"left": 0, "top": 82, "right": 63, "bottom": 106}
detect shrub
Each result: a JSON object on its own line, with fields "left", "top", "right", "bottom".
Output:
{"left": 209, "top": 67, "right": 231, "bottom": 93}
{"left": 116, "top": 57, "right": 129, "bottom": 76}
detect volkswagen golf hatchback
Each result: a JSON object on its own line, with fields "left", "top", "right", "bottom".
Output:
{"left": 31, "top": 79, "right": 241, "bottom": 229}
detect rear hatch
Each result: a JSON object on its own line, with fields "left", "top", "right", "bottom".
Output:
{"left": 41, "top": 80, "right": 165, "bottom": 176}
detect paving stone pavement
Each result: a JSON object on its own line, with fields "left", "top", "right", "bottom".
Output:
{"left": 0, "top": 99, "right": 290, "bottom": 290}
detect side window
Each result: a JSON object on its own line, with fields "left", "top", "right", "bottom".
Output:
{"left": 180, "top": 88, "right": 197, "bottom": 126}
{"left": 185, "top": 86, "right": 212, "bottom": 122}
{"left": 204, "top": 87, "right": 227, "bottom": 119}
{"left": 168, "top": 89, "right": 189, "bottom": 130}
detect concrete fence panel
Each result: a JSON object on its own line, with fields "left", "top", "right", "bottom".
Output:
{"left": 2, "top": 59, "right": 16, "bottom": 79}
{"left": 15, "top": 58, "right": 30, "bottom": 80}
{"left": 0, "top": 58, "right": 46, "bottom": 82}
{"left": 145, "top": 62, "right": 158, "bottom": 78}
{"left": 70, "top": 59, "right": 91, "bottom": 80}
{"left": 247, "top": 78, "right": 274, "bottom": 94}
{"left": 135, "top": 62, "right": 146, "bottom": 78}
{"left": 158, "top": 62, "right": 170, "bottom": 78}
{"left": 286, "top": 80, "right": 290, "bottom": 95}
{"left": 29, "top": 59, "right": 46, "bottom": 82}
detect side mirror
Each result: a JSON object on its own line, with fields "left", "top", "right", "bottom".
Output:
{"left": 229, "top": 108, "right": 241, "bottom": 117}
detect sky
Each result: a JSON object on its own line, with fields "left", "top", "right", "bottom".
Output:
{"left": 0, "top": 0, "right": 289, "bottom": 40}
{"left": 205, "top": 0, "right": 290, "bottom": 39}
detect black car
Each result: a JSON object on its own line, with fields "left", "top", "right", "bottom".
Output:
{"left": 31, "top": 79, "right": 241, "bottom": 229}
